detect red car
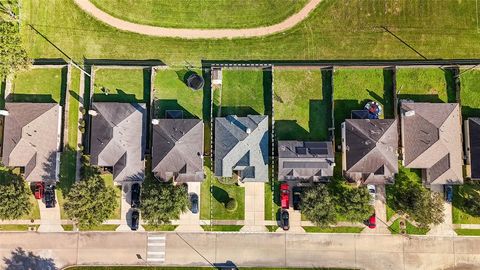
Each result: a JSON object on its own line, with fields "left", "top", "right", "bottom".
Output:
{"left": 367, "top": 214, "right": 376, "bottom": 229}
{"left": 34, "top": 182, "right": 44, "bottom": 199}
{"left": 280, "top": 183, "right": 289, "bottom": 209}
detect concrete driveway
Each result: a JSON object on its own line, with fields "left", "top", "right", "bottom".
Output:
{"left": 362, "top": 184, "right": 390, "bottom": 234}
{"left": 117, "top": 182, "right": 144, "bottom": 232}
{"left": 241, "top": 182, "right": 267, "bottom": 232}
{"left": 37, "top": 191, "right": 63, "bottom": 232}
{"left": 175, "top": 182, "right": 203, "bottom": 232}
{"left": 427, "top": 185, "right": 456, "bottom": 236}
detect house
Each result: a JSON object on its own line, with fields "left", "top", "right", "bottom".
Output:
{"left": 341, "top": 119, "right": 398, "bottom": 184}
{"left": 1, "top": 103, "right": 62, "bottom": 183}
{"left": 89, "top": 102, "right": 146, "bottom": 182}
{"left": 464, "top": 118, "right": 480, "bottom": 180}
{"left": 151, "top": 118, "right": 204, "bottom": 182}
{"left": 277, "top": 141, "right": 334, "bottom": 182}
{"left": 214, "top": 115, "right": 269, "bottom": 182}
{"left": 400, "top": 102, "right": 463, "bottom": 186}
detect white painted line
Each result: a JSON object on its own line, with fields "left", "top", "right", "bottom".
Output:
{"left": 148, "top": 251, "right": 165, "bottom": 255}
{"left": 148, "top": 236, "right": 165, "bottom": 240}
{"left": 148, "top": 242, "right": 166, "bottom": 247}
{"left": 147, "top": 258, "right": 165, "bottom": 262}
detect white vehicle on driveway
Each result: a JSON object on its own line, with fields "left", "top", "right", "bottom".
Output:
{"left": 367, "top": 184, "right": 376, "bottom": 205}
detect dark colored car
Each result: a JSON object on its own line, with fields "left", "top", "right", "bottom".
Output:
{"left": 190, "top": 193, "right": 199, "bottom": 214}
{"left": 281, "top": 210, "right": 290, "bottom": 231}
{"left": 34, "top": 182, "right": 44, "bottom": 199}
{"left": 444, "top": 185, "right": 453, "bottom": 203}
{"left": 44, "top": 185, "right": 56, "bottom": 208}
{"left": 131, "top": 210, "right": 139, "bottom": 231}
{"left": 131, "top": 183, "right": 141, "bottom": 208}
{"left": 292, "top": 187, "right": 302, "bottom": 210}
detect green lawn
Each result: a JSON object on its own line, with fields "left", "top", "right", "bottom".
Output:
{"left": 101, "top": 173, "right": 122, "bottom": 220}
{"left": 11, "top": 67, "right": 65, "bottom": 103}
{"left": 333, "top": 68, "right": 394, "bottom": 142}
{"left": 396, "top": 68, "right": 455, "bottom": 103}
{"left": 460, "top": 69, "right": 480, "bottom": 118}
{"left": 143, "top": 225, "right": 177, "bottom": 231}
{"left": 79, "top": 224, "right": 119, "bottom": 231}
{"left": 264, "top": 181, "right": 280, "bottom": 221}
{"left": 452, "top": 182, "right": 480, "bottom": 224}
{"left": 266, "top": 225, "right": 279, "bottom": 232}
{"left": 201, "top": 225, "right": 243, "bottom": 232}
{"left": 93, "top": 68, "right": 147, "bottom": 103}
{"left": 62, "top": 224, "right": 74, "bottom": 231}
{"left": 154, "top": 68, "right": 204, "bottom": 119}
{"left": 388, "top": 218, "right": 429, "bottom": 235}
{"left": 455, "top": 229, "right": 480, "bottom": 236}
{"left": 0, "top": 225, "right": 34, "bottom": 231}
{"left": 274, "top": 69, "right": 330, "bottom": 141}
{"left": 89, "top": 0, "right": 308, "bottom": 29}
{"left": 20, "top": 184, "right": 40, "bottom": 220}
{"left": 303, "top": 226, "right": 364, "bottom": 233}
{"left": 214, "top": 69, "right": 271, "bottom": 117}
{"left": 200, "top": 167, "right": 245, "bottom": 220}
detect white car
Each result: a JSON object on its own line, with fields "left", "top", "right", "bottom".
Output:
{"left": 367, "top": 184, "right": 376, "bottom": 204}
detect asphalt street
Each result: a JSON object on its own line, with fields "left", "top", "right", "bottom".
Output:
{"left": 1, "top": 232, "right": 480, "bottom": 270}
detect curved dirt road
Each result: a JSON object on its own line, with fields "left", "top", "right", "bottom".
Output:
{"left": 74, "top": 0, "right": 322, "bottom": 39}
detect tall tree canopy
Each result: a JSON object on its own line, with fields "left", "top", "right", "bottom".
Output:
{"left": 141, "top": 178, "right": 188, "bottom": 226}
{"left": 64, "top": 165, "right": 116, "bottom": 228}
{"left": 0, "top": 19, "right": 30, "bottom": 78}
{"left": 335, "top": 185, "right": 373, "bottom": 222}
{"left": 301, "top": 184, "right": 337, "bottom": 227}
{"left": 0, "top": 167, "right": 31, "bottom": 220}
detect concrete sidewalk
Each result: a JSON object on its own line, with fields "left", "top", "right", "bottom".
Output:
{"left": 37, "top": 193, "right": 63, "bottom": 232}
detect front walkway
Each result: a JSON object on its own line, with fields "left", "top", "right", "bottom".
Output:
{"left": 241, "top": 182, "right": 267, "bottom": 232}
{"left": 37, "top": 193, "right": 63, "bottom": 232}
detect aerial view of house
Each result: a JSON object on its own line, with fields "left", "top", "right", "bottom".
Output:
{"left": 1, "top": 102, "right": 62, "bottom": 183}
{"left": 214, "top": 115, "right": 269, "bottom": 182}
{"left": 400, "top": 102, "right": 463, "bottom": 186}
{"left": 88, "top": 102, "right": 147, "bottom": 182}
{"left": 151, "top": 118, "right": 204, "bottom": 182}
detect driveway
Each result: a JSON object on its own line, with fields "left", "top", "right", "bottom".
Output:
{"left": 427, "top": 185, "right": 456, "bottom": 236}
{"left": 175, "top": 182, "right": 203, "bottom": 232}
{"left": 37, "top": 191, "right": 63, "bottom": 232}
{"left": 241, "top": 182, "right": 267, "bottom": 232}
{"left": 116, "top": 182, "right": 144, "bottom": 232}
{"left": 362, "top": 184, "right": 390, "bottom": 234}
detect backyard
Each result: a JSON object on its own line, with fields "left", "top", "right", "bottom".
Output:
{"left": 213, "top": 69, "right": 271, "bottom": 117}
{"left": 396, "top": 68, "right": 456, "bottom": 103}
{"left": 93, "top": 68, "right": 148, "bottom": 103}
{"left": 154, "top": 68, "right": 204, "bottom": 119}
{"left": 10, "top": 67, "right": 65, "bottom": 103}
{"left": 274, "top": 69, "right": 330, "bottom": 141}
{"left": 459, "top": 69, "right": 480, "bottom": 118}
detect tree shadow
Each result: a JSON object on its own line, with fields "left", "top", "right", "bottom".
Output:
{"left": 153, "top": 99, "right": 197, "bottom": 119}
{"left": 3, "top": 247, "right": 58, "bottom": 270}
{"left": 211, "top": 186, "right": 229, "bottom": 205}
{"left": 68, "top": 90, "right": 81, "bottom": 103}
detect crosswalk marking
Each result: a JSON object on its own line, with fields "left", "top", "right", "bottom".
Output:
{"left": 147, "top": 233, "right": 166, "bottom": 264}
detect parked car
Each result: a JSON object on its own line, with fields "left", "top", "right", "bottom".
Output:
{"left": 131, "top": 210, "right": 139, "bottom": 231}
{"left": 281, "top": 210, "right": 290, "bottom": 231}
{"left": 189, "top": 193, "right": 199, "bottom": 214}
{"left": 444, "top": 185, "right": 453, "bottom": 203}
{"left": 34, "top": 182, "right": 44, "bottom": 199}
{"left": 367, "top": 184, "right": 376, "bottom": 205}
{"left": 131, "top": 183, "right": 141, "bottom": 208}
{"left": 280, "top": 183, "right": 290, "bottom": 209}
{"left": 44, "top": 185, "right": 56, "bottom": 208}
{"left": 366, "top": 214, "right": 376, "bottom": 229}
{"left": 292, "top": 187, "right": 302, "bottom": 210}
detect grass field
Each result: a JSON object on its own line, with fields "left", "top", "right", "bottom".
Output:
{"left": 215, "top": 69, "right": 271, "bottom": 117}
{"left": 93, "top": 68, "right": 147, "bottom": 103}
{"left": 388, "top": 218, "right": 429, "bottom": 235}
{"left": 21, "top": 184, "right": 40, "bottom": 220}
{"left": 0, "top": 225, "right": 34, "bottom": 231}
{"left": 303, "top": 226, "right": 364, "bottom": 233}
{"left": 154, "top": 68, "right": 204, "bottom": 119}
{"left": 274, "top": 69, "right": 330, "bottom": 141}
{"left": 200, "top": 167, "right": 245, "bottom": 220}
{"left": 460, "top": 69, "right": 480, "bottom": 118}
{"left": 11, "top": 67, "right": 65, "bottom": 103}
{"left": 79, "top": 224, "right": 119, "bottom": 231}
{"left": 452, "top": 182, "right": 480, "bottom": 224}
{"left": 264, "top": 181, "right": 280, "bottom": 221}
{"left": 333, "top": 68, "right": 394, "bottom": 142}
{"left": 101, "top": 173, "right": 122, "bottom": 220}
{"left": 89, "top": 0, "right": 308, "bottom": 29}
{"left": 201, "top": 225, "right": 243, "bottom": 232}
{"left": 143, "top": 225, "right": 177, "bottom": 231}
{"left": 396, "top": 68, "right": 455, "bottom": 103}
{"left": 455, "top": 229, "right": 480, "bottom": 236}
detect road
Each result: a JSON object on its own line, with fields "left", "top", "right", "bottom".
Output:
{"left": 73, "top": 0, "right": 322, "bottom": 39}
{"left": 1, "top": 232, "right": 480, "bottom": 270}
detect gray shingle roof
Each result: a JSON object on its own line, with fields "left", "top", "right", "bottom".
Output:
{"left": 214, "top": 115, "right": 269, "bottom": 182}
{"left": 342, "top": 119, "right": 398, "bottom": 184}
{"left": 2, "top": 103, "right": 61, "bottom": 183}
{"left": 89, "top": 102, "right": 146, "bottom": 182}
{"left": 278, "top": 141, "right": 334, "bottom": 181}
{"left": 401, "top": 102, "right": 463, "bottom": 185}
{"left": 152, "top": 119, "right": 204, "bottom": 182}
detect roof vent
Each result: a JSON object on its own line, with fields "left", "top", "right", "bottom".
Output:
{"left": 246, "top": 128, "right": 251, "bottom": 134}
{"left": 404, "top": 110, "right": 415, "bottom": 117}
{"left": 88, "top": 110, "right": 98, "bottom": 116}
{"left": 151, "top": 119, "right": 159, "bottom": 125}
{"left": 0, "top": 110, "right": 9, "bottom": 116}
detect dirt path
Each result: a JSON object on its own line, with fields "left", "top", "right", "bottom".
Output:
{"left": 74, "top": 0, "right": 322, "bottom": 39}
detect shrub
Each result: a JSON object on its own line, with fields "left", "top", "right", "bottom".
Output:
{"left": 225, "top": 198, "right": 237, "bottom": 211}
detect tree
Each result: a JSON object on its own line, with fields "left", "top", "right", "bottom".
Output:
{"left": 225, "top": 198, "right": 237, "bottom": 211}
{"left": 141, "top": 178, "right": 188, "bottom": 226}
{"left": 391, "top": 170, "right": 444, "bottom": 228}
{"left": 0, "top": 0, "right": 18, "bottom": 21}
{"left": 301, "top": 184, "right": 337, "bottom": 227}
{"left": 0, "top": 167, "right": 31, "bottom": 220}
{"left": 0, "top": 21, "right": 30, "bottom": 78}
{"left": 64, "top": 165, "right": 116, "bottom": 228}
{"left": 335, "top": 186, "right": 373, "bottom": 222}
